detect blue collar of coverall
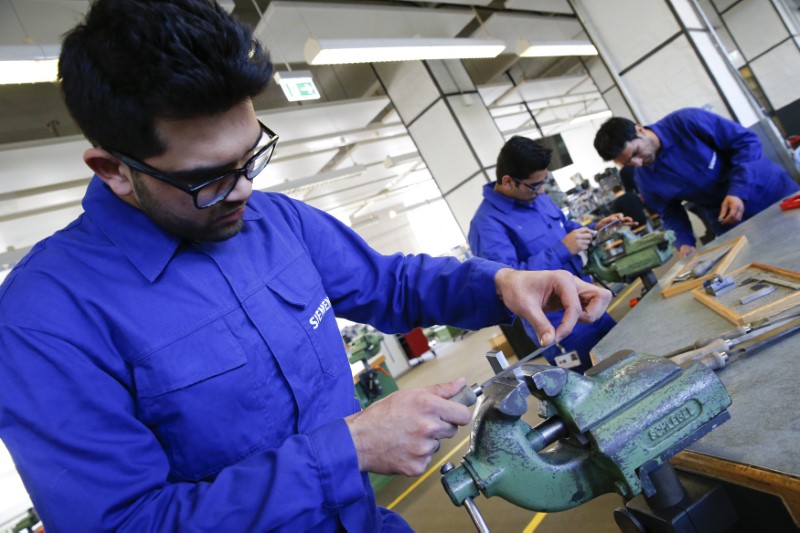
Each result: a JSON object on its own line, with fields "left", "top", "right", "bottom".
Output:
{"left": 81, "top": 175, "right": 264, "bottom": 283}
{"left": 481, "top": 181, "right": 544, "bottom": 213}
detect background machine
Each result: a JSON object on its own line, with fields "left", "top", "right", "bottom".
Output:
{"left": 584, "top": 222, "right": 676, "bottom": 293}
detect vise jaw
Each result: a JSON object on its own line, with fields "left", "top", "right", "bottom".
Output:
{"left": 584, "top": 227, "right": 676, "bottom": 283}
{"left": 441, "top": 350, "right": 731, "bottom": 514}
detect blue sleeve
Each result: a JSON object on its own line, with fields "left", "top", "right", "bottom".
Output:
{"left": 0, "top": 324, "right": 366, "bottom": 531}
{"left": 470, "top": 207, "right": 577, "bottom": 273}
{"left": 521, "top": 242, "right": 576, "bottom": 273}
{"left": 278, "top": 198, "right": 513, "bottom": 331}
{"left": 565, "top": 217, "right": 587, "bottom": 233}
{"left": 682, "top": 108, "right": 765, "bottom": 202}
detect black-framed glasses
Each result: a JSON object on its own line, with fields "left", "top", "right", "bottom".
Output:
{"left": 110, "top": 121, "right": 279, "bottom": 209}
{"left": 512, "top": 173, "right": 548, "bottom": 192}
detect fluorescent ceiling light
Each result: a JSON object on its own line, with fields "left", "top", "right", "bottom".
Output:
{"left": 350, "top": 214, "right": 380, "bottom": 230}
{"left": 273, "top": 70, "right": 320, "bottom": 102}
{"left": 569, "top": 110, "right": 612, "bottom": 124}
{"left": 516, "top": 39, "right": 598, "bottom": 58}
{"left": 0, "top": 59, "right": 59, "bottom": 85}
{"left": 305, "top": 38, "right": 506, "bottom": 65}
{"left": 0, "top": 45, "right": 61, "bottom": 85}
{"left": 384, "top": 152, "right": 421, "bottom": 168}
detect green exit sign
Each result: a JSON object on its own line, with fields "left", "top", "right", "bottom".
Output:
{"left": 274, "top": 71, "right": 320, "bottom": 102}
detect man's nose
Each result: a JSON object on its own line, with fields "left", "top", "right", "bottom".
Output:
{"left": 226, "top": 173, "right": 253, "bottom": 203}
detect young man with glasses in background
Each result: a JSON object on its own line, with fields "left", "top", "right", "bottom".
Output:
{"left": 469, "top": 136, "right": 629, "bottom": 374}
{"left": 0, "top": 1, "right": 613, "bottom": 531}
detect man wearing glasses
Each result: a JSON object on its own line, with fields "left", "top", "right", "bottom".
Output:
{"left": 0, "top": 1, "right": 613, "bottom": 531}
{"left": 469, "top": 136, "right": 629, "bottom": 374}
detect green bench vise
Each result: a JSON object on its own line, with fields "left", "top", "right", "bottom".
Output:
{"left": 584, "top": 226, "right": 675, "bottom": 285}
{"left": 441, "top": 350, "right": 731, "bottom": 530}
{"left": 348, "top": 332, "right": 384, "bottom": 365}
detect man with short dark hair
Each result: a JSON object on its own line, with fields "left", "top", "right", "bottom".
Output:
{"left": 468, "top": 136, "right": 626, "bottom": 374}
{"left": 0, "top": 1, "right": 612, "bottom": 530}
{"left": 594, "top": 108, "right": 798, "bottom": 258}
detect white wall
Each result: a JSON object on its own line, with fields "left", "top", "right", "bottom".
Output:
{"left": 551, "top": 119, "right": 615, "bottom": 192}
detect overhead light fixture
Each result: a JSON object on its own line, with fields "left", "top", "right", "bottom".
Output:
{"left": 386, "top": 199, "right": 436, "bottom": 219}
{"left": 273, "top": 70, "right": 320, "bottom": 102}
{"left": 262, "top": 165, "right": 366, "bottom": 193}
{"left": 384, "top": 152, "right": 421, "bottom": 168}
{"left": 516, "top": 39, "right": 598, "bottom": 58}
{"left": 569, "top": 110, "right": 612, "bottom": 124}
{"left": 0, "top": 45, "right": 60, "bottom": 85}
{"left": 304, "top": 37, "right": 506, "bottom": 65}
{"left": 350, "top": 214, "right": 381, "bottom": 230}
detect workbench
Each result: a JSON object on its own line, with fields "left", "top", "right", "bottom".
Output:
{"left": 591, "top": 200, "right": 800, "bottom": 525}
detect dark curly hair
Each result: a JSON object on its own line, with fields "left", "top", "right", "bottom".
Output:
{"left": 58, "top": 0, "right": 273, "bottom": 159}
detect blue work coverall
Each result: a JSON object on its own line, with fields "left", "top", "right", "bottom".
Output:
{"left": 468, "top": 183, "right": 615, "bottom": 373}
{"left": 0, "top": 177, "right": 513, "bottom": 532}
{"left": 635, "top": 107, "right": 799, "bottom": 248}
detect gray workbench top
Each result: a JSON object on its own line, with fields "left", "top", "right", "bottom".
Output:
{"left": 592, "top": 200, "right": 800, "bottom": 479}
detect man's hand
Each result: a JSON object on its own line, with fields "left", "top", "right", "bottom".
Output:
{"left": 719, "top": 195, "right": 744, "bottom": 225}
{"left": 345, "top": 378, "right": 471, "bottom": 476}
{"left": 679, "top": 244, "right": 696, "bottom": 259}
{"left": 562, "top": 227, "right": 596, "bottom": 254}
{"left": 494, "top": 268, "right": 612, "bottom": 346}
{"left": 596, "top": 213, "right": 635, "bottom": 230}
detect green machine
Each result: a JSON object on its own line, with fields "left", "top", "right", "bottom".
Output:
{"left": 441, "top": 348, "right": 732, "bottom": 531}
{"left": 584, "top": 224, "right": 675, "bottom": 292}
{"left": 348, "top": 331, "right": 384, "bottom": 365}
{"left": 348, "top": 331, "right": 398, "bottom": 410}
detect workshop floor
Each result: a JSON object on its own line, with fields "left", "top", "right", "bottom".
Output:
{"left": 375, "top": 326, "right": 627, "bottom": 532}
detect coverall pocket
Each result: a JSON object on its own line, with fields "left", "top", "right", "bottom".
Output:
{"left": 133, "top": 317, "right": 274, "bottom": 481}
{"left": 522, "top": 212, "right": 564, "bottom": 252}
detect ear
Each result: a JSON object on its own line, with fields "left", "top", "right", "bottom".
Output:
{"left": 634, "top": 124, "right": 647, "bottom": 137}
{"left": 500, "top": 175, "right": 515, "bottom": 189}
{"left": 83, "top": 148, "right": 135, "bottom": 199}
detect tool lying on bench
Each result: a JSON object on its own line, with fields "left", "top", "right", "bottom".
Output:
{"left": 672, "top": 249, "right": 730, "bottom": 283}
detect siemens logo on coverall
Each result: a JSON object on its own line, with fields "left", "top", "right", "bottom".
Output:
{"left": 309, "top": 297, "right": 332, "bottom": 329}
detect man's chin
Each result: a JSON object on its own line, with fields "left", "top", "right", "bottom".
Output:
{"left": 206, "top": 220, "right": 244, "bottom": 242}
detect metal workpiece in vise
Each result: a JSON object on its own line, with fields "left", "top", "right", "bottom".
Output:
{"left": 440, "top": 349, "right": 731, "bottom": 532}
{"left": 584, "top": 226, "right": 676, "bottom": 291}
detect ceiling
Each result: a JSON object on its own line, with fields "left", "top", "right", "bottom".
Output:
{"left": 0, "top": 0, "right": 609, "bottom": 261}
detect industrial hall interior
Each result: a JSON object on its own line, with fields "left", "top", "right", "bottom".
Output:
{"left": 1, "top": 0, "right": 800, "bottom": 531}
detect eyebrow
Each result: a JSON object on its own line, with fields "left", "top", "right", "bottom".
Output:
{"left": 165, "top": 124, "right": 264, "bottom": 181}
